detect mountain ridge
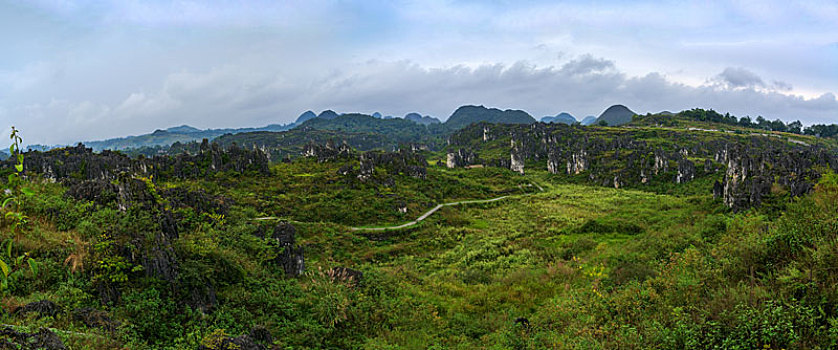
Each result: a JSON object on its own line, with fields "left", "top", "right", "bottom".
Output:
{"left": 444, "top": 105, "right": 536, "bottom": 129}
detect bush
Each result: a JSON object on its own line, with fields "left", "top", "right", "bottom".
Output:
{"left": 118, "top": 287, "right": 185, "bottom": 346}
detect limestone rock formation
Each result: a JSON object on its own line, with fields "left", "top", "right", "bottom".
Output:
{"left": 0, "top": 326, "right": 67, "bottom": 350}
{"left": 269, "top": 222, "right": 305, "bottom": 278}
{"left": 8, "top": 140, "right": 269, "bottom": 183}
{"left": 676, "top": 157, "right": 695, "bottom": 184}
{"left": 510, "top": 140, "right": 525, "bottom": 174}
{"left": 446, "top": 149, "right": 477, "bottom": 168}
{"left": 567, "top": 149, "right": 588, "bottom": 175}
{"left": 302, "top": 140, "right": 353, "bottom": 162}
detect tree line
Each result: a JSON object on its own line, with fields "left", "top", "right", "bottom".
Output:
{"left": 679, "top": 108, "right": 838, "bottom": 138}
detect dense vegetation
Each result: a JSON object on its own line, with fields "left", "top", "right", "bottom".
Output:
{"left": 650, "top": 108, "right": 838, "bottom": 138}
{"left": 443, "top": 105, "right": 536, "bottom": 130}
{"left": 2, "top": 116, "right": 838, "bottom": 349}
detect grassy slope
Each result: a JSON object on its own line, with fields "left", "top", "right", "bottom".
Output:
{"left": 627, "top": 114, "right": 838, "bottom": 149}
{"left": 339, "top": 177, "right": 717, "bottom": 348}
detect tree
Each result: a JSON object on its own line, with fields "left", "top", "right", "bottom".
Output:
{"left": 739, "top": 116, "right": 753, "bottom": 127}
{"left": 755, "top": 116, "right": 769, "bottom": 130}
{"left": 770, "top": 119, "right": 788, "bottom": 132}
{"left": 787, "top": 120, "right": 803, "bottom": 134}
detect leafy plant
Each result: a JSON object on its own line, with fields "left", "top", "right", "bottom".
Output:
{"left": 0, "top": 239, "right": 39, "bottom": 295}
{"left": 2, "top": 126, "right": 31, "bottom": 233}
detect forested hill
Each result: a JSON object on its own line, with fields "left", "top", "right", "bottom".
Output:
{"left": 443, "top": 105, "right": 536, "bottom": 129}
{"left": 297, "top": 113, "right": 444, "bottom": 139}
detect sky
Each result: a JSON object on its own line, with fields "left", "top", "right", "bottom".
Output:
{"left": 1, "top": 0, "right": 837, "bottom": 145}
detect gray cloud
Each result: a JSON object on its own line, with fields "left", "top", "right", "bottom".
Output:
{"left": 715, "top": 67, "right": 766, "bottom": 88}
{"left": 4, "top": 56, "right": 837, "bottom": 146}
{"left": 772, "top": 80, "right": 793, "bottom": 91}
{"left": 560, "top": 55, "right": 616, "bottom": 76}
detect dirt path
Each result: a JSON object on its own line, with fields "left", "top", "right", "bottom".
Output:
{"left": 254, "top": 182, "right": 544, "bottom": 231}
{"left": 349, "top": 195, "right": 512, "bottom": 231}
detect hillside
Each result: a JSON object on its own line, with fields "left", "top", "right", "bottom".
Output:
{"left": 2, "top": 126, "right": 838, "bottom": 348}
{"left": 405, "top": 112, "right": 441, "bottom": 125}
{"left": 297, "top": 113, "right": 440, "bottom": 140}
{"left": 317, "top": 110, "right": 340, "bottom": 120}
{"left": 580, "top": 115, "right": 597, "bottom": 125}
{"left": 443, "top": 105, "right": 536, "bottom": 129}
{"left": 627, "top": 110, "right": 838, "bottom": 149}
{"left": 594, "top": 104, "right": 636, "bottom": 126}
{"left": 294, "top": 110, "right": 318, "bottom": 124}
{"left": 209, "top": 115, "right": 445, "bottom": 159}
{"left": 67, "top": 123, "right": 294, "bottom": 152}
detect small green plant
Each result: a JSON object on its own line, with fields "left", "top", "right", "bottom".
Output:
{"left": 0, "top": 239, "right": 38, "bottom": 295}
{"left": 2, "top": 126, "right": 31, "bottom": 233}
{"left": 92, "top": 233, "right": 142, "bottom": 284}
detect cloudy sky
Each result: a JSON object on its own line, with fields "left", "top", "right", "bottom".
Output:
{"left": 1, "top": 0, "right": 837, "bottom": 145}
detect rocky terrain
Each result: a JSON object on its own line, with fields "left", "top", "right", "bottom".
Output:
{"left": 446, "top": 122, "right": 838, "bottom": 211}
{"left": 7, "top": 140, "right": 270, "bottom": 183}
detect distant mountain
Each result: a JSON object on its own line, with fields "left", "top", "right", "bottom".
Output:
{"left": 405, "top": 112, "right": 442, "bottom": 125}
{"left": 80, "top": 123, "right": 294, "bottom": 151}
{"left": 541, "top": 112, "right": 577, "bottom": 124}
{"left": 372, "top": 112, "right": 382, "bottom": 119}
{"left": 295, "top": 111, "right": 317, "bottom": 124}
{"left": 166, "top": 125, "right": 202, "bottom": 134}
{"left": 318, "top": 110, "right": 340, "bottom": 120}
{"left": 444, "top": 105, "right": 536, "bottom": 129}
{"left": 404, "top": 113, "right": 422, "bottom": 121}
{"left": 296, "top": 113, "right": 439, "bottom": 145}
{"left": 580, "top": 116, "right": 597, "bottom": 126}
{"left": 595, "top": 105, "right": 636, "bottom": 126}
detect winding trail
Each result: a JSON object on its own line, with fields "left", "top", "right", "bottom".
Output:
{"left": 349, "top": 195, "right": 512, "bottom": 231}
{"left": 254, "top": 182, "right": 544, "bottom": 231}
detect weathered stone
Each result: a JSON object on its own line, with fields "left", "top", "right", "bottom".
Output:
{"left": 653, "top": 150, "right": 668, "bottom": 175}
{"left": 8, "top": 141, "right": 269, "bottom": 183}
{"left": 159, "top": 187, "right": 231, "bottom": 216}
{"left": 268, "top": 222, "right": 305, "bottom": 278}
{"left": 277, "top": 245, "right": 305, "bottom": 278}
{"left": 273, "top": 221, "right": 296, "bottom": 246}
{"left": 547, "top": 150, "right": 562, "bottom": 174}
{"left": 0, "top": 326, "right": 67, "bottom": 350}
{"left": 510, "top": 150, "right": 525, "bottom": 175}
{"left": 198, "top": 334, "right": 266, "bottom": 350}
{"left": 15, "top": 300, "right": 61, "bottom": 319}
{"left": 566, "top": 149, "right": 588, "bottom": 175}
{"left": 675, "top": 157, "right": 695, "bottom": 184}
{"left": 302, "top": 141, "right": 353, "bottom": 162}
{"left": 72, "top": 308, "right": 119, "bottom": 331}
{"left": 446, "top": 148, "right": 477, "bottom": 168}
